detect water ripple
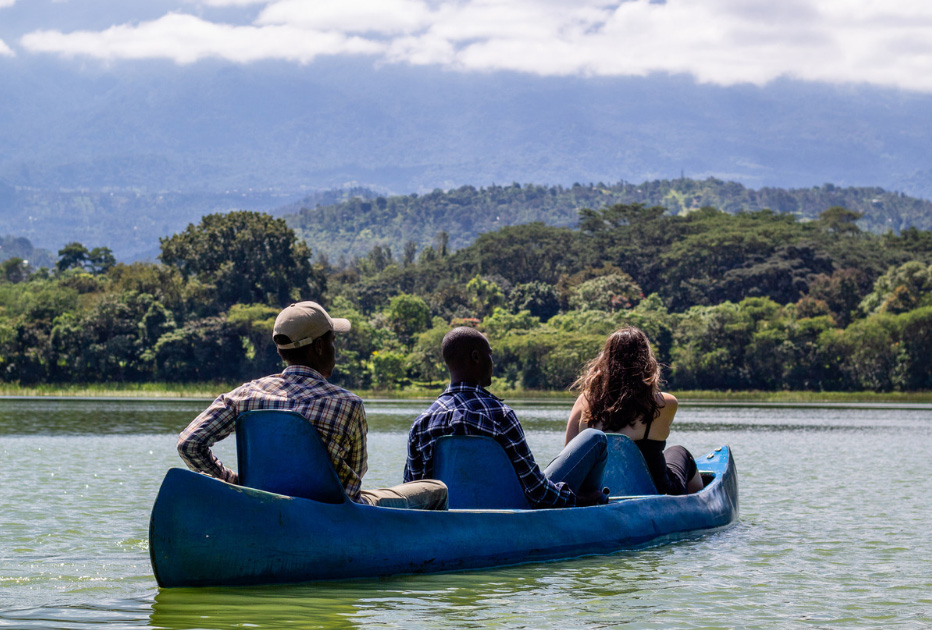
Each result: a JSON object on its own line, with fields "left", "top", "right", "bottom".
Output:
{"left": 1, "top": 401, "right": 931, "bottom": 629}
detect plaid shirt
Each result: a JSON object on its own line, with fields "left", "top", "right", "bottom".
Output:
{"left": 404, "top": 382, "right": 575, "bottom": 508}
{"left": 177, "top": 365, "right": 368, "bottom": 501}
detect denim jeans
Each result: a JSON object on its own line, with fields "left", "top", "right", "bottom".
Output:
{"left": 543, "top": 428, "right": 607, "bottom": 497}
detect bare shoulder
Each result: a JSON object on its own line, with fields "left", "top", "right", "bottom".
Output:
{"left": 653, "top": 392, "right": 678, "bottom": 434}
{"left": 658, "top": 392, "right": 678, "bottom": 410}
{"left": 571, "top": 394, "right": 590, "bottom": 415}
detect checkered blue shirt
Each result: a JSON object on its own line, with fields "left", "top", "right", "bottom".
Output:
{"left": 404, "top": 382, "right": 575, "bottom": 508}
{"left": 177, "top": 365, "right": 368, "bottom": 501}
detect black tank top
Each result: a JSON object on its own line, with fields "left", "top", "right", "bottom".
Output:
{"left": 635, "top": 413, "right": 674, "bottom": 493}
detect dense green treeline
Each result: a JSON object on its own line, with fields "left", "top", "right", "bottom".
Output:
{"left": 287, "top": 179, "right": 932, "bottom": 261}
{"left": 2, "top": 204, "right": 932, "bottom": 392}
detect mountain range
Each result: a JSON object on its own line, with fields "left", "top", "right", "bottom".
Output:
{"left": 2, "top": 56, "right": 931, "bottom": 260}
{"left": 4, "top": 178, "right": 932, "bottom": 266}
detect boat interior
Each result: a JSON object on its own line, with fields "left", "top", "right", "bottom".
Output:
{"left": 234, "top": 409, "right": 717, "bottom": 511}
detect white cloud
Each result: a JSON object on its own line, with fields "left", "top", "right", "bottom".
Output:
{"left": 257, "top": 0, "right": 433, "bottom": 34}
{"left": 197, "top": 0, "right": 268, "bottom": 5}
{"left": 0, "top": 0, "right": 16, "bottom": 8}
{"left": 21, "top": 12, "right": 382, "bottom": 64}
{"left": 0, "top": 39, "right": 13, "bottom": 56}
{"left": 17, "top": 0, "right": 932, "bottom": 92}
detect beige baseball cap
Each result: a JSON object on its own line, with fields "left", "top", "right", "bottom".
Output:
{"left": 272, "top": 301, "right": 351, "bottom": 350}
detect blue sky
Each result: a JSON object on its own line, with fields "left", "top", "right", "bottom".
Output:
{"left": 3, "top": 0, "right": 932, "bottom": 93}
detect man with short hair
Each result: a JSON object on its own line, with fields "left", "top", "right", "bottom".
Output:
{"left": 178, "top": 301, "right": 448, "bottom": 510}
{"left": 405, "top": 326, "right": 607, "bottom": 508}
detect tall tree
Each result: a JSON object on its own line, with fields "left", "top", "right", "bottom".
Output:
{"left": 57, "top": 242, "right": 89, "bottom": 273}
{"left": 817, "top": 206, "right": 864, "bottom": 235}
{"left": 159, "top": 211, "right": 323, "bottom": 307}
{"left": 1, "top": 257, "right": 29, "bottom": 284}
{"left": 385, "top": 293, "right": 431, "bottom": 346}
{"left": 459, "top": 223, "right": 580, "bottom": 285}
{"left": 87, "top": 247, "right": 116, "bottom": 274}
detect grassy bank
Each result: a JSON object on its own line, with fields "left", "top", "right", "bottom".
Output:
{"left": 493, "top": 388, "right": 932, "bottom": 404}
{"left": 1, "top": 381, "right": 931, "bottom": 404}
{"left": 0, "top": 382, "right": 235, "bottom": 399}
{"left": 673, "top": 390, "right": 932, "bottom": 404}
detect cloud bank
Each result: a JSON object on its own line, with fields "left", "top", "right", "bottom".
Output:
{"left": 18, "top": 0, "right": 932, "bottom": 92}
{"left": 22, "top": 13, "right": 380, "bottom": 64}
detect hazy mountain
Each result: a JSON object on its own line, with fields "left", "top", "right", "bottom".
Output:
{"left": 2, "top": 56, "right": 932, "bottom": 259}
{"left": 0, "top": 234, "right": 55, "bottom": 268}
{"left": 0, "top": 186, "right": 299, "bottom": 261}
{"left": 2, "top": 57, "right": 931, "bottom": 196}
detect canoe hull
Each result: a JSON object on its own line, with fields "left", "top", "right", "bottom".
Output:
{"left": 150, "top": 446, "right": 737, "bottom": 587}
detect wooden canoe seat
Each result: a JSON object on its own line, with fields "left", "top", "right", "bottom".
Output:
{"left": 235, "top": 409, "right": 346, "bottom": 504}
{"left": 432, "top": 435, "right": 530, "bottom": 510}
{"left": 602, "top": 433, "right": 659, "bottom": 496}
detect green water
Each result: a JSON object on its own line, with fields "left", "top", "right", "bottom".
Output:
{"left": 1, "top": 398, "right": 931, "bottom": 628}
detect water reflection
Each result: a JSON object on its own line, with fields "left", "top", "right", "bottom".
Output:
{"left": 0, "top": 398, "right": 209, "bottom": 436}
{"left": 151, "top": 585, "right": 360, "bottom": 629}
{"left": 148, "top": 551, "right": 678, "bottom": 630}
{"left": 4, "top": 397, "right": 929, "bottom": 437}
{"left": 3, "top": 398, "right": 932, "bottom": 629}
{"left": 0, "top": 397, "right": 582, "bottom": 436}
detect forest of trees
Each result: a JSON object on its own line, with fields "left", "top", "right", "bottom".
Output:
{"left": 2, "top": 203, "right": 932, "bottom": 392}
{"left": 287, "top": 179, "right": 932, "bottom": 261}
{"left": 4, "top": 177, "right": 931, "bottom": 264}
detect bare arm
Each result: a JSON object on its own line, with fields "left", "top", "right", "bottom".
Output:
{"left": 564, "top": 395, "right": 590, "bottom": 445}
{"left": 648, "top": 392, "right": 679, "bottom": 441}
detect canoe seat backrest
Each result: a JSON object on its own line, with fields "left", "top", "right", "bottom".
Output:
{"left": 235, "top": 409, "right": 346, "bottom": 503}
{"left": 602, "top": 433, "right": 659, "bottom": 496}
{"left": 432, "top": 435, "right": 530, "bottom": 509}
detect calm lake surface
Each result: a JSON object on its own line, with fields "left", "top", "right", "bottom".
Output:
{"left": 1, "top": 396, "right": 931, "bottom": 629}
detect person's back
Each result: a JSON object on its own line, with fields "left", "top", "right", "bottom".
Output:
{"left": 178, "top": 363, "right": 368, "bottom": 495}
{"left": 564, "top": 327, "right": 703, "bottom": 495}
{"left": 178, "top": 300, "right": 447, "bottom": 510}
{"left": 407, "top": 381, "right": 578, "bottom": 508}
{"left": 405, "top": 326, "right": 608, "bottom": 508}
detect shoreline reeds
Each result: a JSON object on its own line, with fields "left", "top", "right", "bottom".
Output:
{"left": 1, "top": 382, "right": 930, "bottom": 404}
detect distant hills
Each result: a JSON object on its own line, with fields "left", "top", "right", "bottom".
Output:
{"left": 0, "top": 185, "right": 374, "bottom": 262}
{"left": 2, "top": 58, "right": 932, "bottom": 261}
{"left": 4, "top": 58, "right": 932, "bottom": 200}
{"left": 0, "top": 234, "right": 55, "bottom": 268}
{"left": 4, "top": 177, "right": 931, "bottom": 266}
{"left": 284, "top": 179, "right": 932, "bottom": 261}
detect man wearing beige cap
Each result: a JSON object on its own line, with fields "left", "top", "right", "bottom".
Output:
{"left": 177, "top": 301, "right": 448, "bottom": 510}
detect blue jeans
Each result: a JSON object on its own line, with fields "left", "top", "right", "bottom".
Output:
{"left": 543, "top": 428, "right": 607, "bottom": 497}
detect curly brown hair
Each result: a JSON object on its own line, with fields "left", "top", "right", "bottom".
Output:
{"left": 572, "top": 326, "right": 662, "bottom": 432}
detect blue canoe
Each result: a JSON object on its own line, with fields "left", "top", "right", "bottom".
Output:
{"left": 149, "top": 410, "right": 738, "bottom": 587}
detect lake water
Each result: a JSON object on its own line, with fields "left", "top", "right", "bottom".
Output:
{"left": 1, "top": 397, "right": 931, "bottom": 629}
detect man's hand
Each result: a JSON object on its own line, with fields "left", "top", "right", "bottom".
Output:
{"left": 575, "top": 487, "right": 609, "bottom": 507}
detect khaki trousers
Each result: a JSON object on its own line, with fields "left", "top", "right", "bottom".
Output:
{"left": 358, "top": 479, "right": 448, "bottom": 510}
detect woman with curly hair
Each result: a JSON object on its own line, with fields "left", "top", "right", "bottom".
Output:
{"left": 564, "top": 326, "right": 703, "bottom": 495}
